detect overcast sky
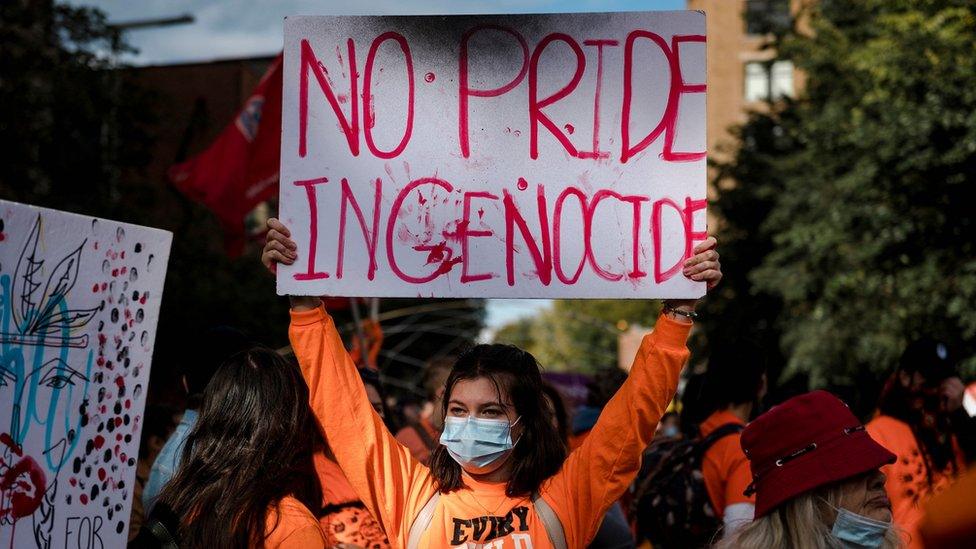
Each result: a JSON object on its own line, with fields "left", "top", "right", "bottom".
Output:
{"left": 64, "top": 0, "right": 687, "bottom": 331}
{"left": 65, "top": 0, "right": 685, "bottom": 65}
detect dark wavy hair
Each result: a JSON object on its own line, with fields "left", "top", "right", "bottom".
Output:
{"left": 428, "top": 344, "right": 567, "bottom": 497}
{"left": 156, "top": 346, "right": 322, "bottom": 548}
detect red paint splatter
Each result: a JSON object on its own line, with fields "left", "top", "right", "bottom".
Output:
{"left": 93, "top": 435, "right": 105, "bottom": 449}
{"left": 80, "top": 494, "right": 88, "bottom": 505}
{"left": 121, "top": 251, "right": 125, "bottom": 259}
{"left": 114, "top": 376, "right": 125, "bottom": 390}
{"left": 140, "top": 295, "right": 147, "bottom": 305}
{"left": 120, "top": 266, "right": 127, "bottom": 275}
{"left": 564, "top": 124, "right": 575, "bottom": 134}
{"left": 433, "top": 256, "right": 463, "bottom": 276}
{"left": 111, "top": 269, "right": 118, "bottom": 277}
{"left": 418, "top": 241, "right": 449, "bottom": 265}
{"left": 101, "top": 282, "right": 107, "bottom": 291}
{"left": 424, "top": 72, "right": 435, "bottom": 83}
{"left": 114, "top": 418, "right": 122, "bottom": 427}
{"left": 69, "top": 477, "right": 77, "bottom": 487}
{"left": 417, "top": 191, "right": 427, "bottom": 205}
{"left": 517, "top": 177, "right": 529, "bottom": 191}
{"left": 98, "top": 469, "right": 106, "bottom": 481}
{"left": 92, "top": 284, "right": 99, "bottom": 293}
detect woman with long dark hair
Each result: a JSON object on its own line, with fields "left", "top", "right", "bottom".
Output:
{"left": 150, "top": 347, "right": 325, "bottom": 548}
{"left": 263, "top": 218, "right": 721, "bottom": 548}
{"left": 866, "top": 338, "right": 971, "bottom": 548}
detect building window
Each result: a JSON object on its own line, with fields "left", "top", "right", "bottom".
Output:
{"left": 745, "top": 0, "right": 792, "bottom": 35}
{"left": 744, "top": 62, "right": 769, "bottom": 102}
{"left": 744, "top": 60, "right": 794, "bottom": 102}
{"left": 770, "top": 60, "right": 795, "bottom": 99}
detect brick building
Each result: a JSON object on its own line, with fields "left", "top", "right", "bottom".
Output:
{"left": 687, "top": 0, "right": 798, "bottom": 165}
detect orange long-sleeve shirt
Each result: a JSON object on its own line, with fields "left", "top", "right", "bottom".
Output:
{"left": 290, "top": 305, "right": 690, "bottom": 548}
{"left": 866, "top": 415, "right": 965, "bottom": 549}
{"left": 263, "top": 496, "right": 326, "bottom": 548}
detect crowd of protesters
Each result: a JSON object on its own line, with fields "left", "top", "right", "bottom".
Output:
{"left": 127, "top": 220, "right": 976, "bottom": 549}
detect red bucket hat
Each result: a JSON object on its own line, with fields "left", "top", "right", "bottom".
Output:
{"left": 740, "top": 390, "right": 896, "bottom": 518}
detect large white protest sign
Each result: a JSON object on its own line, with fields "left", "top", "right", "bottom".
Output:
{"left": 279, "top": 11, "right": 706, "bottom": 298}
{"left": 0, "top": 201, "right": 171, "bottom": 547}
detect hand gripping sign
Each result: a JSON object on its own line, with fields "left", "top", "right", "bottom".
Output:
{"left": 278, "top": 11, "right": 706, "bottom": 299}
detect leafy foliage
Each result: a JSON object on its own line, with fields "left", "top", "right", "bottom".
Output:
{"left": 707, "top": 0, "right": 976, "bottom": 398}
{"left": 493, "top": 300, "right": 660, "bottom": 373}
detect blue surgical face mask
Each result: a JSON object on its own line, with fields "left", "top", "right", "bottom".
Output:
{"left": 830, "top": 507, "right": 891, "bottom": 548}
{"left": 440, "top": 415, "right": 521, "bottom": 471}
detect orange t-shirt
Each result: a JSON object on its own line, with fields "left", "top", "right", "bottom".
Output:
{"left": 290, "top": 305, "right": 690, "bottom": 548}
{"left": 699, "top": 410, "right": 753, "bottom": 517}
{"left": 264, "top": 496, "right": 326, "bottom": 548}
{"left": 920, "top": 466, "right": 976, "bottom": 547}
{"left": 396, "top": 416, "right": 441, "bottom": 465}
{"left": 315, "top": 452, "right": 391, "bottom": 548}
{"left": 866, "top": 415, "right": 965, "bottom": 549}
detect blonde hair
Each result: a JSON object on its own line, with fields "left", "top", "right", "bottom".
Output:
{"left": 715, "top": 480, "right": 903, "bottom": 549}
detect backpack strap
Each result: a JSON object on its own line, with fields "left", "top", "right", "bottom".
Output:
{"left": 407, "top": 492, "right": 440, "bottom": 549}
{"left": 532, "top": 492, "right": 568, "bottom": 549}
{"left": 141, "top": 502, "right": 181, "bottom": 549}
{"left": 146, "top": 520, "right": 180, "bottom": 549}
{"left": 700, "top": 422, "right": 745, "bottom": 453}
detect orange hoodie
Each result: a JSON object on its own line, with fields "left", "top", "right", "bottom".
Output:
{"left": 290, "top": 304, "right": 690, "bottom": 548}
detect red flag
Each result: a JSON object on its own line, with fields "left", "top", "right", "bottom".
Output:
{"left": 168, "top": 54, "right": 283, "bottom": 255}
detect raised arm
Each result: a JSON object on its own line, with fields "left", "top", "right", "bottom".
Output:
{"left": 542, "top": 238, "right": 720, "bottom": 547}
{"left": 264, "top": 219, "right": 436, "bottom": 544}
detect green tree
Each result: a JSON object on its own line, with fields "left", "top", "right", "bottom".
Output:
{"left": 712, "top": 0, "right": 976, "bottom": 402}
{"left": 493, "top": 300, "right": 660, "bottom": 373}
{"left": 492, "top": 316, "right": 536, "bottom": 352}
{"left": 0, "top": 1, "right": 143, "bottom": 213}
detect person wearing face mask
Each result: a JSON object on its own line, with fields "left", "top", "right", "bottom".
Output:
{"left": 717, "top": 390, "right": 902, "bottom": 549}
{"left": 262, "top": 218, "right": 722, "bottom": 548}
{"left": 866, "top": 338, "right": 974, "bottom": 548}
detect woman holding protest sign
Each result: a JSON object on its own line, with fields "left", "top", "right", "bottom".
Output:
{"left": 262, "top": 217, "right": 721, "bottom": 548}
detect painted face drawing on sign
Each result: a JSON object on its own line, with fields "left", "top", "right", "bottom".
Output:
{"left": 279, "top": 11, "right": 707, "bottom": 300}
{"left": 0, "top": 216, "right": 97, "bottom": 544}
{"left": 0, "top": 206, "right": 170, "bottom": 548}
